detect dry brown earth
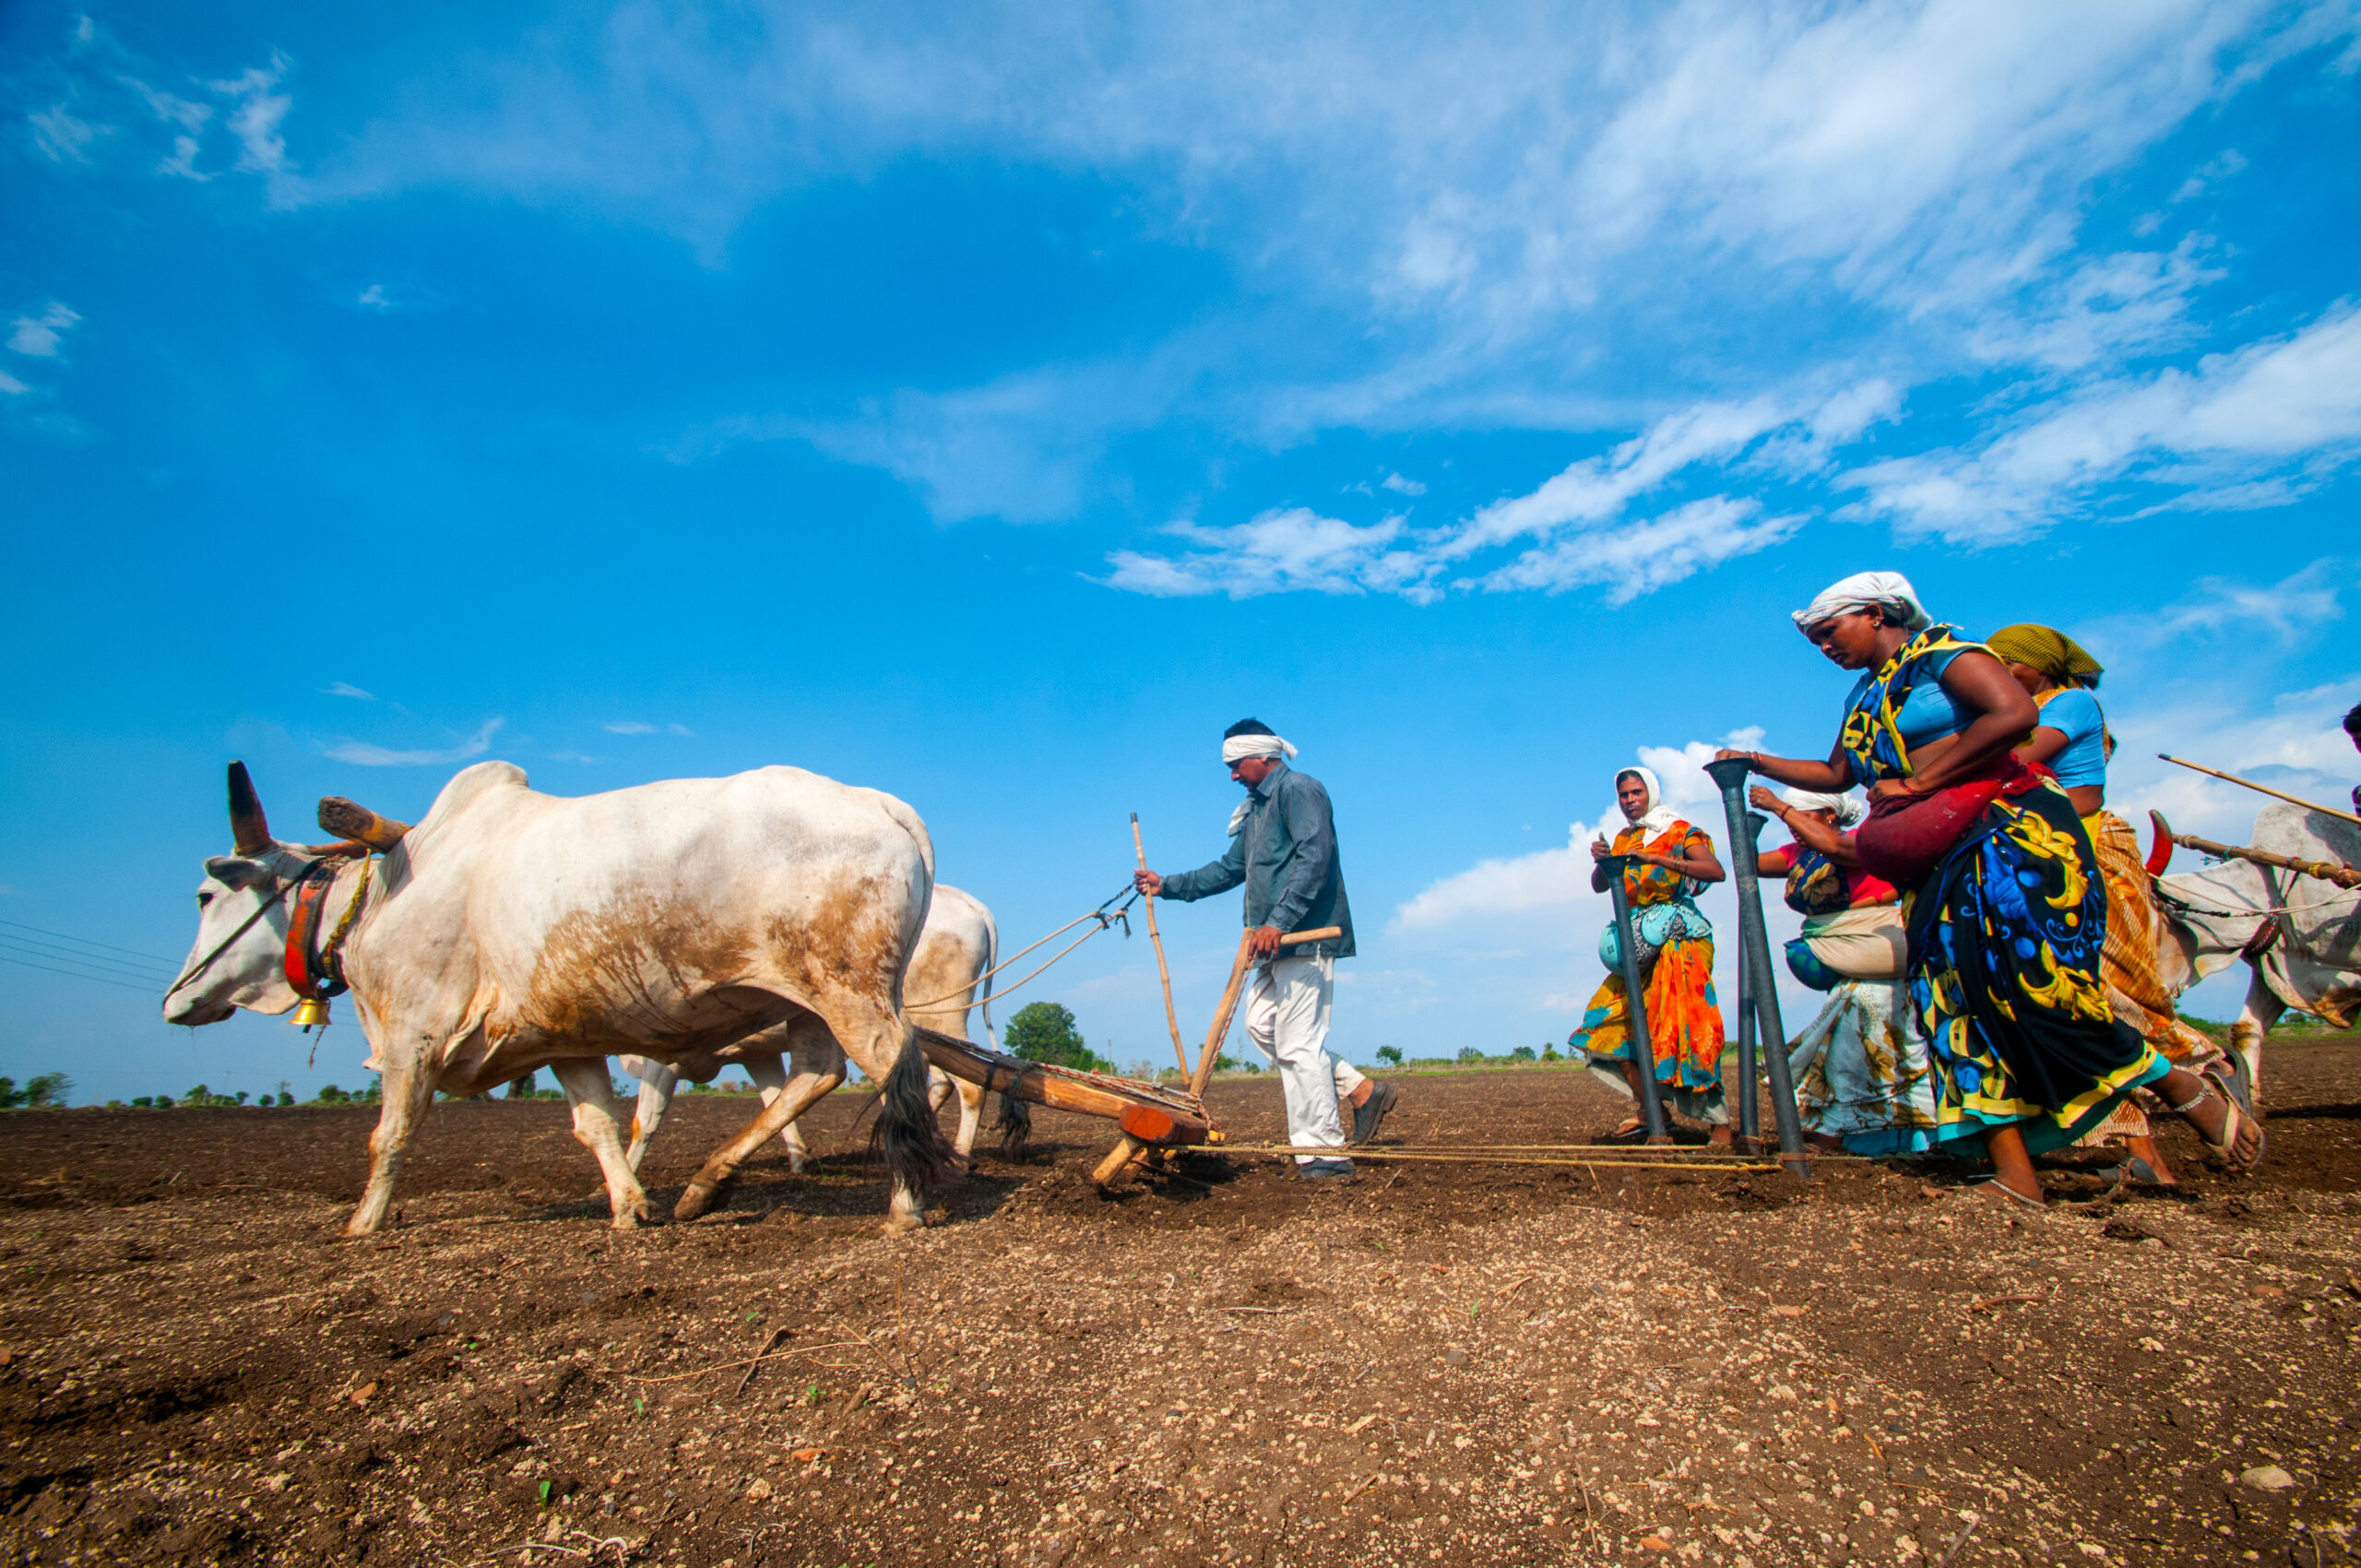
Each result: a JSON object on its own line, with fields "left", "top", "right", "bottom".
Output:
{"left": 0, "top": 1044, "right": 2356, "bottom": 1567}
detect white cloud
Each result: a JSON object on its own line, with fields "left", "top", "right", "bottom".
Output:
{"left": 321, "top": 682, "right": 375, "bottom": 700}
{"left": 0, "top": 370, "right": 28, "bottom": 397}
{"left": 206, "top": 52, "right": 301, "bottom": 204}
{"left": 1393, "top": 823, "right": 1609, "bottom": 932}
{"left": 1380, "top": 471, "right": 1426, "bottom": 496}
{"left": 1474, "top": 496, "right": 1803, "bottom": 604}
{"left": 1844, "top": 300, "right": 2361, "bottom": 542}
{"left": 28, "top": 105, "right": 103, "bottom": 163}
{"left": 324, "top": 719, "right": 504, "bottom": 767}
{"left": 8, "top": 303, "right": 80, "bottom": 359}
{"left": 602, "top": 721, "right": 693, "bottom": 736}
{"left": 1103, "top": 384, "right": 1878, "bottom": 606}
{"left": 357, "top": 283, "right": 391, "bottom": 310}
{"left": 1102, "top": 507, "right": 1437, "bottom": 601}
{"left": 2143, "top": 561, "right": 2344, "bottom": 643}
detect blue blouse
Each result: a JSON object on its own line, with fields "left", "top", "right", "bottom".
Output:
{"left": 2035, "top": 686, "right": 2108, "bottom": 789}
{"left": 1845, "top": 647, "right": 1969, "bottom": 752}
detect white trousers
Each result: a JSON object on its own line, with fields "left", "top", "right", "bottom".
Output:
{"left": 1243, "top": 954, "right": 1345, "bottom": 1161}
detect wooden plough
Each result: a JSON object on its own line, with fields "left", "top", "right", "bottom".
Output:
{"left": 919, "top": 923, "right": 1344, "bottom": 1188}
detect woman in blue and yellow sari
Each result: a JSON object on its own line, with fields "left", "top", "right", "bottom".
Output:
{"left": 1571, "top": 767, "right": 1730, "bottom": 1144}
{"left": 1720, "top": 572, "right": 2260, "bottom": 1208}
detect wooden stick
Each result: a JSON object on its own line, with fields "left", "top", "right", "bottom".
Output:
{"left": 2159, "top": 754, "right": 2361, "bottom": 828}
{"left": 1191, "top": 932, "right": 1258, "bottom": 1099}
{"left": 1132, "top": 814, "right": 1190, "bottom": 1077}
{"left": 1185, "top": 926, "right": 1343, "bottom": 1099}
{"left": 2153, "top": 812, "right": 2360, "bottom": 889}
{"left": 1092, "top": 1134, "right": 1145, "bottom": 1188}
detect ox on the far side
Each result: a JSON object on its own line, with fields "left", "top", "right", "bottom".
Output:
{"left": 620, "top": 884, "right": 1006, "bottom": 1172}
{"left": 2153, "top": 801, "right": 2361, "bottom": 1097}
{"left": 163, "top": 761, "right": 951, "bottom": 1234}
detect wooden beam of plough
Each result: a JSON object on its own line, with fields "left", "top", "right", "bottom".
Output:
{"left": 915, "top": 1028, "right": 1213, "bottom": 1149}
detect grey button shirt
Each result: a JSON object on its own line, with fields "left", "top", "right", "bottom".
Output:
{"left": 1159, "top": 761, "right": 1355, "bottom": 959}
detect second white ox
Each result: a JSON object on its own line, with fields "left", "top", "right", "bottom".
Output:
{"left": 163, "top": 760, "right": 951, "bottom": 1233}
{"left": 619, "top": 885, "right": 1006, "bottom": 1170}
{"left": 2152, "top": 802, "right": 2361, "bottom": 1095}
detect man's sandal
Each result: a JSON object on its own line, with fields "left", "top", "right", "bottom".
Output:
{"left": 1600, "top": 1118, "right": 1649, "bottom": 1146}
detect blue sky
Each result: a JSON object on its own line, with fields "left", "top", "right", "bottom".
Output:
{"left": 3, "top": 1, "right": 2356, "bottom": 1104}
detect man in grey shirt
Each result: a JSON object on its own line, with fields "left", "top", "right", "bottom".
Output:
{"left": 1134, "top": 719, "right": 1394, "bottom": 1177}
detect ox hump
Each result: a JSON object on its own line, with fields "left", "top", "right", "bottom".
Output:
{"left": 423, "top": 761, "right": 531, "bottom": 826}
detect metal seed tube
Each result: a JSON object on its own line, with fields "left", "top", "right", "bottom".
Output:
{"left": 1703, "top": 757, "right": 1812, "bottom": 1177}
{"left": 1600, "top": 853, "right": 1673, "bottom": 1145}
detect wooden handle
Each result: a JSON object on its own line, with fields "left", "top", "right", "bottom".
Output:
{"left": 1133, "top": 814, "right": 1190, "bottom": 1077}
{"left": 1278, "top": 926, "right": 1342, "bottom": 945}
{"left": 1189, "top": 931, "right": 1259, "bottom": 1099}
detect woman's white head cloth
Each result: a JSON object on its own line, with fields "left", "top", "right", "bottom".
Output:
{"left": 1783, "top": 789, "right": 1867, "bottom": 828}
{"left": 1792, "top": 570, "right": 1931, "bottom": 633}
{"left": 1221, "top": 731, "right": 1298, "bottom": 764}
{"left": 1615, "top": 766, "right": 1686, "bottom": 837}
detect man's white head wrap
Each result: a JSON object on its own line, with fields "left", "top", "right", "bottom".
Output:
{"left": 1221, "top": 732, "right": 1298, "bottom": 765}
{"left": 1791, "top": 570, "right": 1932, "bottom": 634}
{"left": 1782, "top": 789, "right": 1867, "bottom": 828}
{"left": 1614, "top": 766, "right": 1686, "bottom": 838}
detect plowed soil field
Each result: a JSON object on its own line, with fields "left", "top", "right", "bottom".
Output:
{"left": 1, "top": 1044, "right": 2357, "bottom": 1568}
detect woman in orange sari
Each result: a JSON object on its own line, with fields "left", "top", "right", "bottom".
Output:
{"left": 1571, "top": 767, "right": 1730, "bottom": 1143}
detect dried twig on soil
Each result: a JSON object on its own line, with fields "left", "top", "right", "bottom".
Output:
{"left": 627, "top": 1337, "right": 873, "bottom": 1384}
{"left": 1218, "top": 1306, "right": 1289, "bottom": 1315}
{"left": 1966, "top": 1290, "right": 2047, "bottom": 1313}
{"left": 734, "top": 1327, "right": 790, "bottom": 1395}
{"left": 1933, "top": 1518, "right": 1980, "bottom": 1568}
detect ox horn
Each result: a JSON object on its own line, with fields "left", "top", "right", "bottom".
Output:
{"left": 228, "top": 761, "right": 274, "bottom": 855}
{"left": 2146, "top": 810, "right": 2176, "bottom": 877}
{"left": 318, "top": 796, "right": 412, "bottom": 851}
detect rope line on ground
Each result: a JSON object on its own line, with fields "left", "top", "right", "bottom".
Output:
{"left": 1205, "top": 1143, "right": 1784, "bottom": 1173}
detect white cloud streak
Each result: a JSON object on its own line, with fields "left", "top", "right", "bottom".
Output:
{"left": 8, "top": 303, "right": 80, "bottom": 359}
{"left": 1844, "top": 300, "right": 2361, "bottom": 542}
{"left": 325, "top": 719, "right": 504, "bottom": 767}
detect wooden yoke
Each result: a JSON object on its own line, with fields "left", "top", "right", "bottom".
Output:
{"left": 319, "top": 797, "right": 412, "bottom": 851}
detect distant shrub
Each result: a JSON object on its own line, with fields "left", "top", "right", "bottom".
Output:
{"left": 276, "top": 1091, "right": 295, "bottom": 1107}
{"left": 1541, "top": 1043, "right": 1561, "bottom": 1063}
{"left": 1509, "top": 1046, "right": 1536, "bottom": 1062}
{"left": 1375, "top": 1046, "right": 1403, "bottom": 1066}
{"left": 0, "top": 1074, "right": 70, "bottom": 1110}
{"left": 1003, "top": 1002, "right": 1111, "bottom": 1073}
{"left": 315, "top": 1084, "right": 351, "bottom": 1105}
{"left": 1455, "top": 1046, "right": 1484, "bottom": 1064}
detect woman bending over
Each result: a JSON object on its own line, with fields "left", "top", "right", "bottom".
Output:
{"left": 1719, "top": 573, "right": 2260, "bottom": 1208}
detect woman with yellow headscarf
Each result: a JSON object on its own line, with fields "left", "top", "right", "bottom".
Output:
{"left": 1989, "top": 622, "right": 2227, "bottom": 1184}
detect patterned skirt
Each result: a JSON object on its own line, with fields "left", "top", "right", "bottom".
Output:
{"left": 1787, "top": 977, "right": 1940, "bottom": 1154}
{"left": 1909, "top": 781, "right": 2167, "bottom": 1154}
{"left": 1574, "top": 924, "right": 1728, "bottom": 1126}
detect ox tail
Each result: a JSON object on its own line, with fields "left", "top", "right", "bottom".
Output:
{"left": 876, "top": 1025, "right": 953, "bottom": 1198}
{"left": 994, "top": 1092, "right": 1033, "bottom": 1159}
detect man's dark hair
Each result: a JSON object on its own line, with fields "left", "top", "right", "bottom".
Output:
{"left": 1225, "top": 718, "right": 1276, "bottom": 740}
{"left": 2344, "top": 703, "right": 2361, "bottom": 738}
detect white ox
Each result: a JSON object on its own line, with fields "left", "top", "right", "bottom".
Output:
{"left": 619, "top": 885, "right": 1005, "bottom": 1171}
{"left": 2153, "top": 802, "right": 2361, "bottom": 1094}
{"left": 163, "top": 761, "right": 950, "bottom": 1233}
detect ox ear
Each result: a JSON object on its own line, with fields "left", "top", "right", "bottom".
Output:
{"left": 202, "top": 855, "right": 274, "bottom": 890}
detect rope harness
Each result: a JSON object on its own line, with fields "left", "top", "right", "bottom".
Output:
{"left": 908, "top": 882, "right": 1140, "bottom": 1013}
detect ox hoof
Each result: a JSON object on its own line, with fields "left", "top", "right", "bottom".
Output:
{"left": 879, "top": 1211, "right": 927, "bottom": 1236}
{"left": 673, "top": 1181, "right": 721, "bottom": 1222}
